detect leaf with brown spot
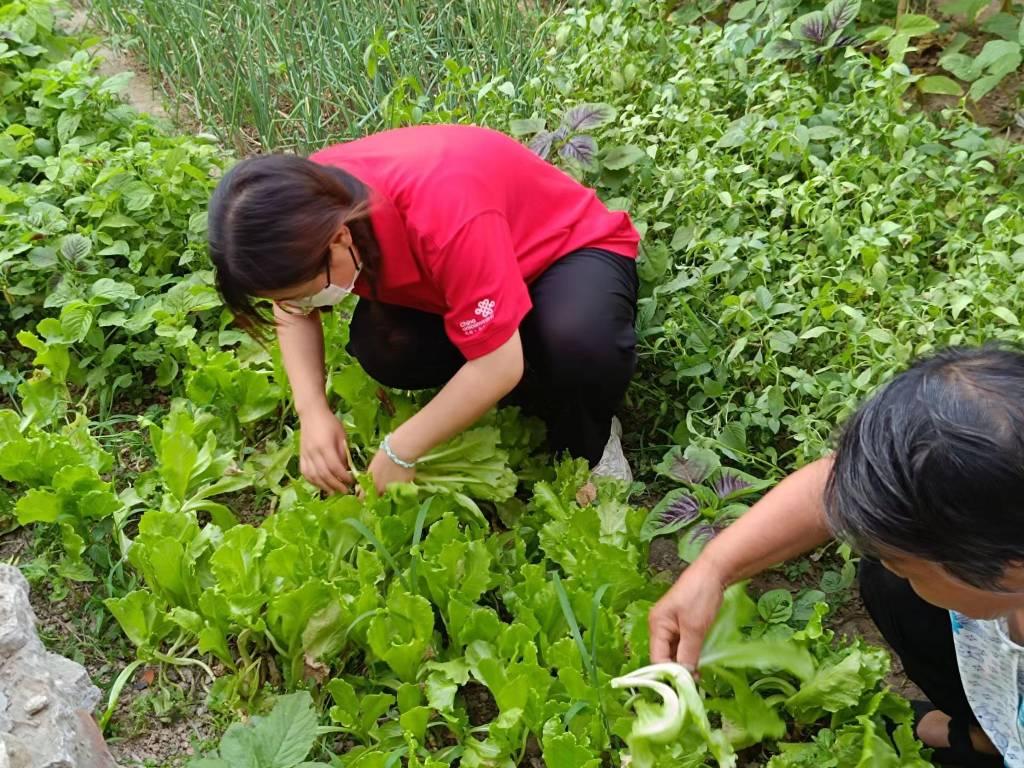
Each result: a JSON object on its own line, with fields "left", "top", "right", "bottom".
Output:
{"left": 576, "top": 482, "right": 598, "bottom": 507}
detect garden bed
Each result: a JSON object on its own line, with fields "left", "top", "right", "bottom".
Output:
{"left": 2, "top": 0, "right": 1024, "bottom": 765}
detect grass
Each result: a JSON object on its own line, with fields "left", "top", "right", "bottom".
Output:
{"left": 87, "top": 0, "right": 554, "bottom": 153}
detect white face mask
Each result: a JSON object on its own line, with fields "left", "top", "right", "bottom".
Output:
{"left": 279, "top": 248, "right": 362, "bottom": 315}
{"left": 302, "top": 265, "right": 361, "bottom": 308}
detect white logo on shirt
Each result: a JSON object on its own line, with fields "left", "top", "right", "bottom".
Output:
{"left": 459, "top": 298, "right": 496, "bottom": 336}
{"left": 475, "top": 299, "right": 496, "bottom": 319}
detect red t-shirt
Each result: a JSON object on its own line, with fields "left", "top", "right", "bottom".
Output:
{"left": 309, "top": 124, "right": 639, "bottom": 360}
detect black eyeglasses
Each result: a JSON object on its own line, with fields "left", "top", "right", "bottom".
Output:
{"left": 278, "top": 247, "right": 362, "bottom": 316}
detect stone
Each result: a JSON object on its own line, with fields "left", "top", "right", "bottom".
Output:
{"left": 0, "top": 565, "right": 118, "bottom": 767}
{"left": 22, "top": 697, "right": 47, "bottom": 716}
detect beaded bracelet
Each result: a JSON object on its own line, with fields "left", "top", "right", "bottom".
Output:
{"left": 381, "top": 433, "right": 416, "bottom": 469}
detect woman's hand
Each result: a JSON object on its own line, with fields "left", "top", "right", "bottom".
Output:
{"left": 298, "top": 405, "right": 353, "bottom": 494}
{"left": 648, "top": 557, "right": 726, "bottom": 670}
{"left": 361, "top": 333, "right": 524, "bottom": 496}
{"left": 366, "top": 448, "right": 417, "bottom": 495}
{"left": 648, "top": 458, "right": 836, "bottom": 668}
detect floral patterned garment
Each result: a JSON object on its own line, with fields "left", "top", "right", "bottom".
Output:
{"left": 951, "top": 611, "right": 1024, "bottom": 767}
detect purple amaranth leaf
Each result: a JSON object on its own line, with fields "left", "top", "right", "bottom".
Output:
{"left": 762, "top": 38, "right": 803, "bottom": 60}
{"left": 559, "top": 135, "right": 598, "bottom": 166}
{"left": 529, "top": 131, "right": 556, "bottom": 160}
{"left": 553, "top": 125, "right": 570, "bottom": 141}
{"left": 661, "top": 494, "right": 700, "bottom": 526}
{"left": 657, "top": 446, "right": 720, "bottom": 485}
{"left": 678, "top": 523, "right": 718, "bottom": 562}
{"left": 794, "top": 10, "right": 829, "bottom": 45}
{"left": 692, "top": 524, "right": 717, "bottom": 544}
{"left": 833, "top": 32, "right": 861, "bottom": 49}
{"left": 823, "top": 0, "right": 860, "bottom": 35}
{"left": 667, "top": 456, "right": 712, "bottom": 485}
{"left": 714, "top": 473, "right": 752, "bottom": 499}
{"left": 561, "top": 102, "right": 616, "bottom": 132}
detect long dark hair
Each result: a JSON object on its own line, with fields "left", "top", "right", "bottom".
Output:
{"left": 208, "top": 154, "right": 380, "bottom": 329}
{"left": 825, "top": 343, "right": 1024, "bottom": 589}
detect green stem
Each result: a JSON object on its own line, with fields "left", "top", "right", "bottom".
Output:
{"left": 151, "top": 651, "right": 216, "bottom": 680}
{"left": 99, "top": 658, "right": 146, "bottom": 732}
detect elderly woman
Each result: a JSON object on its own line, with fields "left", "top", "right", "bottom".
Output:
{"left": 650, "top": 345, "right": 1020, "bottom": 767}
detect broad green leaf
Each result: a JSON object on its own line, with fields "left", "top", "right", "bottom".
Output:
{"left": 56, "top": 111, "right": 81, "bottom": 145}
{"left": 251, "top": 692, "right": 319, "bottom": 767}
{"left": 992, "top": 306, "right": 1019, "bottom": 326}
{"left": 210, "top": 525, "right": 267, "bottom": 620}
{"left": 15, "top": 488, "right": 61, "bottom": 524}
{"left": 399, "top": 706, "right": 431, "bottom": 742}
{"left": 670, "top": 225, "right": 694, "bottom": 252}
{"left": 602, "top": 145, "right": 646, "bottom": 170}
{"left": 969, "top": 71, "right": 1010, "bottom": 101}
{"left": 98, "top": 70, "right": 134, "bottom": 95}
{"left": 895, "top": 14, "right": 938, "bottom": 37}
{"left": 105, "top": 590, "right": 174, "bottom": 651}
{"left": 939, "top": 51, "right": 979, "bottom": 81}
{"left": 419, "top": 514, "right": 494, "bottom": 613}
{"left": 17, "top": 331, "right": 69, "bottom": 382}
{"left": 366, "top": 589, "right": 434, "bottom": 682}
{"left": 509, "top": 117, "right": 546, "bottom": 136}
{"left": 89, "top": 278, "right": 138, "bottom": 302}
{"left": 423, "top": 659, "right": 471, "bottom": 713}
{"left": 702, "top": 585, "right": 813, "bottom": 680}
{"left": 217, "top": 725, "right": 259, "bottom": 768}
{"left": 938, "top": 0, "right": 991, "bottom": 22}
{"left": 918, "top": 75, "right": 963, "bottom": 96}
{"left": 60, "top": 234, "right": 91, "bottom": 262}
{"left": 122, "top": 181, "right": 156, "bottom": 212}
{"left": 710, "top": 669, "right": 787, "bottom": 748}
{"left": 327, "top": 678, "right": 394, "bottom": 736}
{"left": 800, "top": 326, "right": 829, "bottom": 339}
{"left": 718, "top": 422, "right": 747, "bottom": 453}
{"left": 973, "top": 38, "right": 1022, "bottom": 75}
{"left": 59, "top": 301, "right": 94, "bottom": 343}
{"left": 728, "top": 0, "right": 757, "bottom": 20}
{"left": 807, "top": 126, "right": 842, "bottom": 140}
{"left": 757, "top": 589, "right": 794, "bottom": 624}
{"left": 977, "top": 11, "right": 1019, "bottom": 40}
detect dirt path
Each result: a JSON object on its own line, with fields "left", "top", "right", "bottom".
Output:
{"left": 60, "top": 7, "right": 168, "bottom": 120}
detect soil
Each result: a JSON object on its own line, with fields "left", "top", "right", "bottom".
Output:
{"left": 104, "top": 675, "right": 218, "bottom": 768}
{"left": 464, "top": 680, "right": 500, "bottom": 727}
{"left": 901, "top": 10, "right": 1024, "bottom": 143}
{"left": 648, "top": 536, "right": 686, "bottom": 581}
{"left": 227, "top": 488, "right": 275, "bottom": 527}
{"left": 0, "top": 526, "right": 31, "bottom": 563}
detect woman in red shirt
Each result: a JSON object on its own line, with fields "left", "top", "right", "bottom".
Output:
{"left": 209, "top": 125, "right": 640, "bottom": 494}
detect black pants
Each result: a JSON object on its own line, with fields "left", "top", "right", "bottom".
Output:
{"left": 346, "top": 248, "right": 638, "bottom": 465}
{"left": 859, "top": 558, "right": 977, "bottom": 727}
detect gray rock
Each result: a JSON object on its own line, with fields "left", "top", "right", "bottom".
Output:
{"left": 22, "top": 697, "right": 47, "bottom": 717}
{"left": 0, "top": 566, "right": 118, "bottom": 767}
